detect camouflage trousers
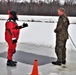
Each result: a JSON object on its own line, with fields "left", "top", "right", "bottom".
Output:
{"left": 55, "top": 39, "right": 67, "bottom": 62}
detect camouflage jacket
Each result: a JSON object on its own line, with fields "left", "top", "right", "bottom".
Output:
{"left": 54, "top": 14, "right": 70, "bottom": 40}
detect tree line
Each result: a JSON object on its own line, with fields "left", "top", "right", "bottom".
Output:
{"left": 0, "top": 1, "right": 76, "bottom": 16}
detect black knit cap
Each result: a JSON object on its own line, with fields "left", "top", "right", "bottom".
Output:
{"left": 10, "top": 11, "right": 18, "bottom": 21}
{"left": 10, "top": 11, "right": 17, "bottom": 16}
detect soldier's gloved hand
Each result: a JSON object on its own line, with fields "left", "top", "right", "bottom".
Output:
{"left": 54, "top": 29, "right": 56, "bottom": 33}
{"left": 12, "top": 38, "right": 17, "bottom": 44}
{"left": 54, "top": 29, "right": 58, "bottom": 33}
{"left": 22, "top": 23, "right": 28, "bottom": 28}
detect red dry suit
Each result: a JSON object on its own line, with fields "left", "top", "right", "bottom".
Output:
{"left": 5, "top": 20, "right": 20, "bottom": 60}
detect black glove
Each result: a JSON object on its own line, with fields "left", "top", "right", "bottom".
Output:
{"left": 15, "top": 23, "right": 28, "bottom": 29}
{"left": 12, "top": 38, "right": 17, "bottom": 44}
{"left": 22, "top": 23, "right": 28, "bottom": 28}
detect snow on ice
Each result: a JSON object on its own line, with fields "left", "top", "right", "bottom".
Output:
{"left": 0, "top": 15, "right": 76, "bottom": 51}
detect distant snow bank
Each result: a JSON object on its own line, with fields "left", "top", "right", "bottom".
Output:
{"left": 0, "top": 15, "right": 76, "bottom": 51}
{"left": 0, "top": 14, "right": 76, "bottom": 23}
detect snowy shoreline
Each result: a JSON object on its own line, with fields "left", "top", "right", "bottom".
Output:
{"left": 0, "top": 15, "right": 76, "bottom": 24}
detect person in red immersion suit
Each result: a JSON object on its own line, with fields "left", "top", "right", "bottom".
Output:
{"left": 5, "top": 11, "right": 28, "bottom": 66}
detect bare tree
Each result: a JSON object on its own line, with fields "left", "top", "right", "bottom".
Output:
{"left": 65, "top": 0, "right": 74, "bottom": 5}
{"left": 44, "top": 0, "right": 52, "bottom": 3}
{"left": 69, "top": 0, "right": 74, "bottom": 5}
{"left": 7, "top": 0, "right": 10, "bottom": 3}
{"left": 30, "top": 0, "right": 34, "bottom": 3}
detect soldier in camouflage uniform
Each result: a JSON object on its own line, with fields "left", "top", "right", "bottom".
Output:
{"left": 52, "top": 7, "right": 70, "bottom": 66}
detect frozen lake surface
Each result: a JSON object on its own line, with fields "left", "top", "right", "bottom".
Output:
{"left": 0, "top": 43, "right": 76, "bottom": 75}
{"left": 0, "top": 15, "right": 76, "bottom": 75}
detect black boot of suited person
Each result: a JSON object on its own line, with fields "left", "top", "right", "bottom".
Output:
{"left": 12, "top": 60, "right": 17, "bottom": 63}
{"left": 7, "top": 60, "right": 16, "bottom": 67}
